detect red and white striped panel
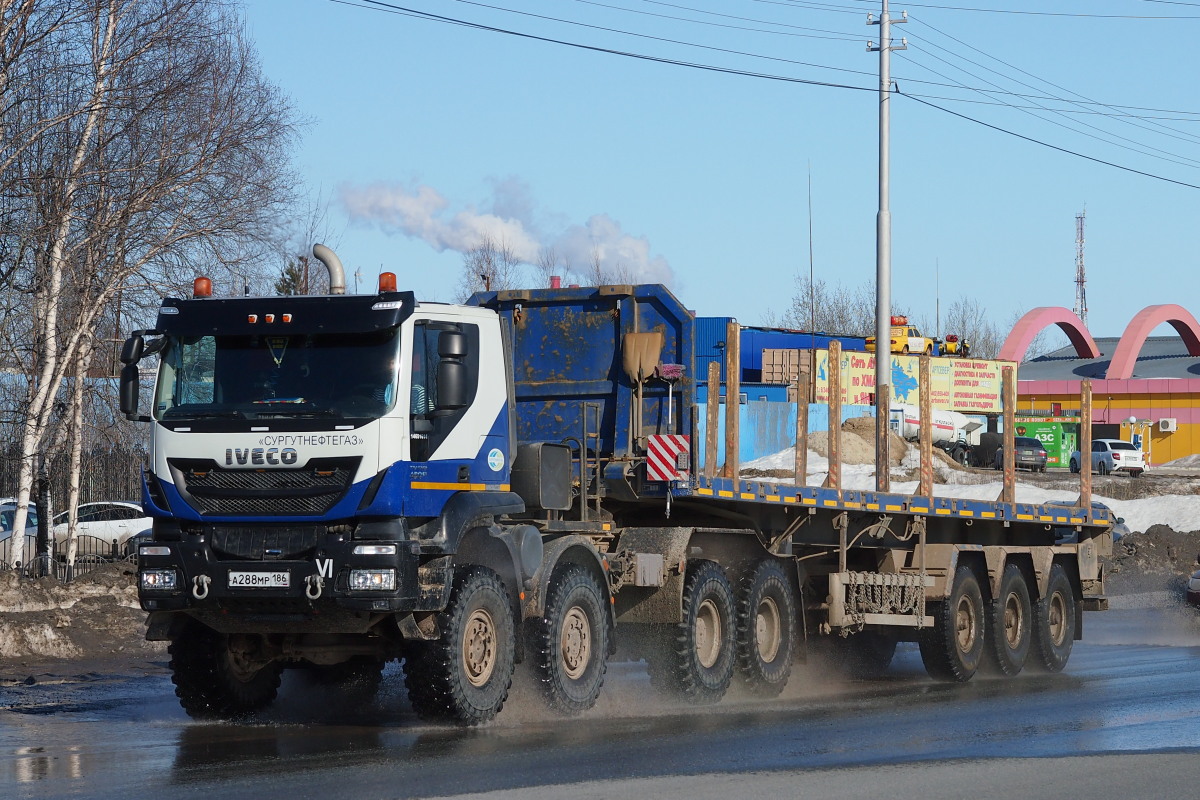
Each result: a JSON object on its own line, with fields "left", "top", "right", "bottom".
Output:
{"left": 647, "top": 434, "right": 690, "bottom": 482}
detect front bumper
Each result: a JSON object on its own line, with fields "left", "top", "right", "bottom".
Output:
{"left": 137, "top": 533, "right": 429, "bottom": 630}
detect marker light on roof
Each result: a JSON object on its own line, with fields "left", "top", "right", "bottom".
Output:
{"left": 248, "top": 314, "right": 258, "bottom": 323}
{"left": 193, "top": 277, "right": 212, "bottom": 298}
{"left": 371, "top": 300, "right": 405, "bottom": 311}
{"left": 265, "top": 314, "right": 275, "bottom": 323}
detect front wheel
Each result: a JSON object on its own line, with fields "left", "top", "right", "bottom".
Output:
{"left": 1098, "top": 460, "right": 1110, "bottom": 476}
{"left": 1030, "top": 563, "right": 1076, "bottom": 673}
{"left": 648, "top": 560, "right": 736, "bottom": 704}
{"left": 1069, "top": 458, "right": 1080, "bottom": 473}
{"left": 735, "top": 560, "right": 796, "bottom": 696}
{"left": 529, "top": 564, "right": 609, "bottom": 714}
{"left": 403, "top": 566, "right": 516, "bottom": 725}
{"left": 920, "top": 565, "right": 986, "bottom": 682}
{"left": 169, "top": 622, "right": 282, "bottom": 720}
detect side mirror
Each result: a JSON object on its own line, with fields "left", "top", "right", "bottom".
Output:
{"left": 437, "top": 361, "right": 467, "bottom": 409}
{"left": 435, "top": 330, "right": 469, "bottom": 410}
{"left": 439, "top": 331, "right": 466, "bottom": 358}
{"left": 120, "top": 363, "right": 141, "bottom": 419}
{"left": 120, "top": 335, "right": 144, "bottom": 365}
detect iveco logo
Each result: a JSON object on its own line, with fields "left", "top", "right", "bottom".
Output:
{"left": 225, "top": 447, "right": 299, "bottom": 466}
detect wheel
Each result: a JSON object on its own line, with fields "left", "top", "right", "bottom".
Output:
{"left": 982, "top": 564, "right": 1032, "bottom": 676}
{"left": 1030, "top": 563, "right": 1076, "bottom": 673}
{"left": 307, "top": 656, "right": 385, "bottom": 704}
{"left": 919, "top": 564, "right": 986, "bottom": 682}
{"left": 735, "top": 560, "right": 796, "bottom": 696}
{"left": 647, "top": 560, "right": 736, "bottom": 704}
{"left": 168, "top": 622, "right": 282, "bottom": 720}
{"left": 528, "top": 564, "right": 609, "bottom": 714}
{"left": 1098, "top": 460, "right": 1109, "bottom": 476}
{"left": 1132, "top": 469, "right": 1144, "bottom": 478}
{"left": 403, "top": 566, "right": 516, "bottom": 725}
{"left": 953, "top": 447, "right": 969, "bottom": 466}
{"left": 1069, "top": 458, "right": 1079, "bottom": 474}
{"left": 901, "top": 345, "right": 910, "bottom": 354}
{"left": 924, "top": 344, "right": 933, "bottom": 355}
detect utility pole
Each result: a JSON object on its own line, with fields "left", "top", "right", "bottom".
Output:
{"left": 868, "top": 1, "right": 906, "bottom": 492}
{"left": 1074, "top": 210, "right": 1088, "bottom": 326}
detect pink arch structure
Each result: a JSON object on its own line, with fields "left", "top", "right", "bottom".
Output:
{"left": 998, "top": 307, "right": 1100, "bottom": 363}
{"left": 1106, "top": 304, "right": 1200, "bottom": 380}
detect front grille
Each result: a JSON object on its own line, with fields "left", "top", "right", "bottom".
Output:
{"left": 210, "top": 525, "right": 326, "bottom": 560}
{"left": 168, "top": 457, "right": 360, "bottom": 516}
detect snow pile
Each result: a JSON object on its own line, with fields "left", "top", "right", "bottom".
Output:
{"left": 1162, "top": 454, "right": 1200, "bottom": 468}
{"left": 0, "top": 562, "right": 160, "bottom": 663}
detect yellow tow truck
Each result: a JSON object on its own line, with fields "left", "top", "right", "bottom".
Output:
{"left": 865, "top": 315, "right": 936, "bottom": 355}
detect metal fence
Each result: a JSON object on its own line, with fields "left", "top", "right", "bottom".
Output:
{"left": 1, "top": 446, "right": 143, "bottom": 583}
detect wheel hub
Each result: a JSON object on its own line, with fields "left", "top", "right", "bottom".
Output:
{"left": 560, "top": 605, "right": 592, "bottom": 680}
{"left": 1003, "top": 594, "right": 1024, "bottom": 648}
{"left": 463, "top": 608, "right": 497, "bottom": 687}
{"left": 755, "top": 596, "right": 782, "bottom": 663}
{"left": 695, "top": 598, "right": 722, "bottom": 669}
{"left": 954, "top": 594, "right": 978, "bottom": 653}
{"left": 1047, "top": 592, "right": 1067, "bottom": 646}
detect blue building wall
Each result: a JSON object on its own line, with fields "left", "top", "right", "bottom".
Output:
{"left": 694, "top": 400, "right": 876, "bottom": 466}
{"left": 694, "top": 317, "right": 868, "bottom": 384}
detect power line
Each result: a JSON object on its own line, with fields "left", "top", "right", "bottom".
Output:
{"left": 896, "top": 49, "right": 1200, "bottom": 170}
{"left": 904, "top": 15, "right": 1200, "bottom": 146}
{"left": 334, "top": 0, "right": 1200, "bottom": 189}
{"left": 342, "top": 0, "right": 877, "bottom": 89}
{"left": 901, "top": 91, "right": 1200, "bottom": 190}
{"left": 773, "top": 0, "right": 1200, "bottom": 17}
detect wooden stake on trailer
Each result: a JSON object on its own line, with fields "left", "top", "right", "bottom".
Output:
{"left": 722, "top": 320, "right": 740, "bottom": 492}
{"left": 1081, "top": 379, "right": 1093, "bottom": 518}
{"left": 1001, "top": 365, "right": 1016, "bottom": 504}
{"left": 794, "top": 362, "right": 810, "bottom": 486}
{"left": 824, "top": 340, "right": 841, "bottom": 493}
{"left": 918, "top": 356, "right": 933, "bottom": 498}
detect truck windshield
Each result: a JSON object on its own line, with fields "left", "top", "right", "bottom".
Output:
{"left": 153, "top": 329, "right": 401, "bottom": 421}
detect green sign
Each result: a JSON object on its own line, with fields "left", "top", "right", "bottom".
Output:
{"left": 1014, "top": 421, "right": 1066, "bottom": 467}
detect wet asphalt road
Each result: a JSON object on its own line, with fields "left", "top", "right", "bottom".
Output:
{"left": 4, "top": 603, "right": 1200, "bottom": 800}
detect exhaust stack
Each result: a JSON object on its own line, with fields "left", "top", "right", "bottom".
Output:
{"left": 312, "top": 243, "right": 347, "bottom": 295}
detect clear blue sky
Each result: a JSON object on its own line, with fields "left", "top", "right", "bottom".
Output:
{"left": 242, "top": 0, "right": 1198, "bottom": 339}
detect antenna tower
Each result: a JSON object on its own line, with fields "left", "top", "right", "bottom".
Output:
{"left": 1074, "top": 211, "right": 1087, "bottom": 325}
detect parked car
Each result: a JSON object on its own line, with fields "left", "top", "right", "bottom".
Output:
{"left": 993, "top": 436, "right": 1048, "bottom": 472}
{"left": 0, "top": 503, "right": 39, "bottom": 534}
{"left": 1069, "top": 438, "right": 1146, "bottom": 477}
{"left": 52, "top": 501, "right": 151, "bottom": 549}
{"left": 0, "top": 503, "right": 41, "bottom": 566}
{"left": 1187, "top": 560, "right": 1200, "bottom": 608}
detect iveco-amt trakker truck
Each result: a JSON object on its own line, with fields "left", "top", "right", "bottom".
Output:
{"left": 120, "top": 245, "right": 1114, "bottom": 723}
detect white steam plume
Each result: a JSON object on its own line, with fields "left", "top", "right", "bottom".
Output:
{"left": 340, "top": 178, "right": 674, "bottom": 285}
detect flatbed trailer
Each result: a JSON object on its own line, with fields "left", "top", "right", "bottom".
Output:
{"left": 121, "top": 248, "right": 1113, "bottom": 723}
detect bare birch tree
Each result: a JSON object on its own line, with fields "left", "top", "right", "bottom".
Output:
{"left": 3, "top": 0, "right": 297, "bottom": 562}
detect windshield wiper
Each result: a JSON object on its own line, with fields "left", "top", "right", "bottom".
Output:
{"left": 165, "top": 408, "right": 246, "bottom": 420}
{"left": 254, "top": 408, "right": 340, "bottom": 418}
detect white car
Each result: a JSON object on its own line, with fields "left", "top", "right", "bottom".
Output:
{"left": 52, "top": 501, "right": 151, "bottom": 547}
{"left": 0, "top": 503, "right": 40, "bottom": 566}
{"left": 1068, "top": 438, "right": 1146, "bottom": 477}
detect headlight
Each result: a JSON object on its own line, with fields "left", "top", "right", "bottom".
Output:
{"left": 352, "top": 544, "right": 396, "bottom": 555}
{"left": 140, "top": 569, "right": 177, "bottom": 590}
{"left": 349, "top": 569, "right": 396, "bottom": 591}
{"left": 140, "top": 546, "right": 171, "bottom": 556}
